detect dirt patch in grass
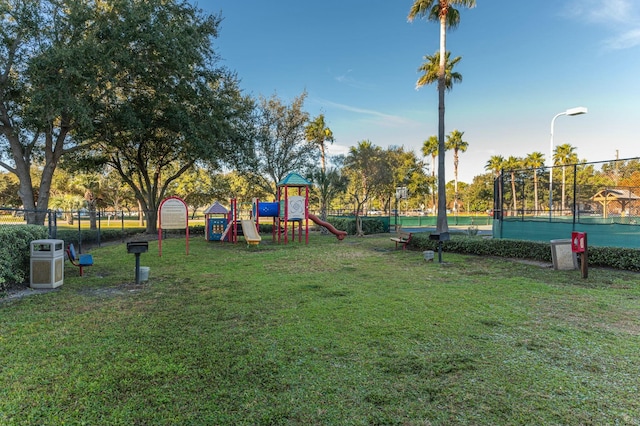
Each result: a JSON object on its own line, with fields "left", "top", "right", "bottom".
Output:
{"left": 1, "top": 286, "right": 58, "bottom": 303}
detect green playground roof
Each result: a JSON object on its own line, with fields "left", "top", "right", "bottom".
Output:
{"left": 277, "top": 172, "right": 311, "bottom": 187}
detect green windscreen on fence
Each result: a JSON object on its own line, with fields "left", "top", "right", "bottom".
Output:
{"left": 500, "top": 219, "right": 640, "bottom": 248}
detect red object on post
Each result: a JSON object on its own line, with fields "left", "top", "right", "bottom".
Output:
{"left": 571, "top": 232, "right": 586, "bottom": 253}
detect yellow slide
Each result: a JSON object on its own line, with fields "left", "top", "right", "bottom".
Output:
{"left": 240, "top": 220, "right": 262, "bottom": 245}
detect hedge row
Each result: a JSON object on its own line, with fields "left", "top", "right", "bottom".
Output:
{"left": 0, "top": 225, "right": 48, "bottom": 292}
{"left": 409, "top": 233, "right": 640, "bottom": 272}
{"left": 326, "top": 217, "right": 384, "bottom": 235}
{"left": 55, "top": 227, "right": 148, "bottom": 245}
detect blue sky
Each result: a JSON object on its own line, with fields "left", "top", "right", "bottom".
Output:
{"left": 197, "top": 0, "right": 640, "bottom": 183}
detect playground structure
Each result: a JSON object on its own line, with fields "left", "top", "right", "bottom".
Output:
{"left": 204, "top": 172, "right": 346, "bottom": 245}
{"left": 204, "top": 201, "right": 232, "bottom": 242}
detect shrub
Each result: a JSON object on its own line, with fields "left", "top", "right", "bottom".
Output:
{"left": 0, "top": 225, "right": 48, "bottom": 291}
{"left": 56, "top": 227, "right": 147, "bottom": 246}
{"left": 327, "top": 217, "right": 384, "bottom": 235}
{"left": 259, "top": 223, "right": 274, "bottom": 234}
{"left": 409, "top": 233, "right": 640, "bottom": 272}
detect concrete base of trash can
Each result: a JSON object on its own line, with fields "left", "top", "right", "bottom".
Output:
{"left": 138, "top": 266, "right": 150, "bottom": 282}
{"left": 550, "top": 239, "right": 577, "bottom": 270}
{"left": 423, "top": 251, "right": 435, "bottom": 262}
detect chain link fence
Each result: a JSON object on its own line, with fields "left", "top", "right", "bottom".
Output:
{"left": 494, "top": 157, "right": 640, "bottom": 248}
{"left": 0, "top": 209, "right": 152, "bottom": 251}
{"left": 0, "top": 208, "right": 58, "bottom": 238}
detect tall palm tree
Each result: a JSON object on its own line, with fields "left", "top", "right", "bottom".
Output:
{"left": 485, "top": 155, "right": 505, "bottom": 178}
{"left": 421, "top": 135, "right": 438, "bottom": 211}
{"left": 415, "top": 51, "right": 462, "bottom": 91}
{"left": 408, "top": 0, "right": 476, "bottom": 234}
{"left": 445, "top": 129, "right": 468, "bottom": 213}
{"left": 305, "top": 114, "right": 334, "bottom": 174}
{"left": 553, "top": 143, "right": 578, "bottom": 213}
{"left": 524, "top": 151, "right": 545, "bottom": 215}
{"left": 503, "top": 156, "right": 522, "bottom": 215}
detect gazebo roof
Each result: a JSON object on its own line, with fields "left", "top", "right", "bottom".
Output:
{"left": 591, "top": 188, "right": 640, "bottom": 202}
{"left": 277, "top": 172, "right": 311, "bottom": 187}
{"left": 204, "top": 201, "right": 228, "bottom": 215}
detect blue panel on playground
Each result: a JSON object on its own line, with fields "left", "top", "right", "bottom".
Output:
{"left": 258, "top": 202, "right": 279, "bottom": 217}
{"left": 208, "top": 218, "right": 228, "bottom": 241}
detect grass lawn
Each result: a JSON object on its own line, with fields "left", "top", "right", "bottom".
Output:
{"left": 1, "top": 234, "right": 639, "bottom": 425}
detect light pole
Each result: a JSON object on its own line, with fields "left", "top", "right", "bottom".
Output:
{"left": 395, "top": 186, "right": 407, "bottom": 231}
{"left": 549, "top": 106, "right": 587, "bottom": 219}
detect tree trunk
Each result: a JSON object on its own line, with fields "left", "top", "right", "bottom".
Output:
{"left": 319, "top": 200, "right": 328, "bottom": 235}
{"left": 510, "top": 172, "right": 517, "bottom": 214}
{"left": 561, "top": 166, "right": 566, "bottom": 213}
{"left": 533, "top": 170, "right": 539, "bottom": 215}
{"left": 138, "top": 199, "right": 145, "bottom": 228}
{"left": 146, "top": 208, "right": 157, "bottom": 234}
{"left": 6, "top": 125, "right": 68, "bottom": 225}
{"left": 453, "top": 151, "right": 459, "bottom": 213}
{"left": 436, "top": 15, "right": 449, "bottom": 234}
{"left": 355, "top": 214, "right": 364, "bottom": 237}
{"left": 85, "top": 189, "right": 98, "bottom": 230}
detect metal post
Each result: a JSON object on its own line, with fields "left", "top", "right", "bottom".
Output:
{"left": 134, "top": 253, "right": 141, "bottom": 284}
{"left": 549, "top": 112, "right": 563, "bottom": 221}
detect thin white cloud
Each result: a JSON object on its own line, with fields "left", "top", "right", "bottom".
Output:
{"left": 565, "top": 0, "right": 640, "bottom": 50}
{"left": 328, "top": 68, "right": 377, "bottom": 90}
{"left": 603, "top": 28, "right": 640, "bottom": 49}
{"left": 334, "top": 69, "right": 353, "bottom": 84}
{"left": 320, "top": 100, "right": 416, "bottom": 127}
{"left": 568, "top": 0, "right": 632, "bottom": 24}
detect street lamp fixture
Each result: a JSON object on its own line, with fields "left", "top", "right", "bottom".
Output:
{"left": 549, "top": 106, "right": 588, "bottom": 218}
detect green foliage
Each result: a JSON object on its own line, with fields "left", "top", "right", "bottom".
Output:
{"left": 0, "top": 226, "right": 48, "bottom": 291}
{"left": 241, "top": 92, "right": 314, "bottom": 198}
{"left": 258, "top": 223, "right": 274, "bottom": 234}
{"left": 328, "top": 217, "right": 384, "bottom": 235}
{"left": 54, "top": 228, "right": 147, "bottom": 251}
{"left": 410, "top": 233, "right": 640, "bottom": 271}
{"left": 588, "top": 246, "right": 640, "bottom": 271}
{"left": 188, "top": 225, "right": 206, "bottom": 236}
{"left": 0, "top": 173, "right": 21, "bottom": 206}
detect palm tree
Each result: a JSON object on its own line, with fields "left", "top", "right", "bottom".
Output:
{"left": 503, "top": 156, "right": 522, "bottom": 215}
{"left": 524, "top": 151, "right": 545, "bottom": 215}
{"left": 445, "top": 129, "right": 468, "bottom": 213}
{"left": 421, "top": 135, "right": 438, "bottom": 211}
{"left": 408, "top": 0, "right": 476, "bottom": 234}
{"left": 415, "top": 51, "right": 462, "bottom": 91}
{"left": 553, "top": 143, "right": 578, "bottom": 213}
{"left": 485, "top": 155, "right": 505, "bottom": 178}
{"left": 305, "top": 114, "right": 334, "bottom": 174}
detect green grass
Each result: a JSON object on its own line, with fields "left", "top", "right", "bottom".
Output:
{"left": 2, "top": 234, "right": 640, "bottom": 425}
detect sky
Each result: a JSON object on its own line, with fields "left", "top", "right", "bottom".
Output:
{"left": 194, "top": 0, "right": 640, "bottom": 184}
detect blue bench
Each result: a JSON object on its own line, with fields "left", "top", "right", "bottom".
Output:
{"left": 66, "top": 243, "right": 94, "bottom": 276}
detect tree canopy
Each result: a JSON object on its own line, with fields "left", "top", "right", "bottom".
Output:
{"left": 1, "top": 0, "right": 107, "bottom": 223}
{"left": 242, "top": 92, "right": 316, "bottom": 198}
